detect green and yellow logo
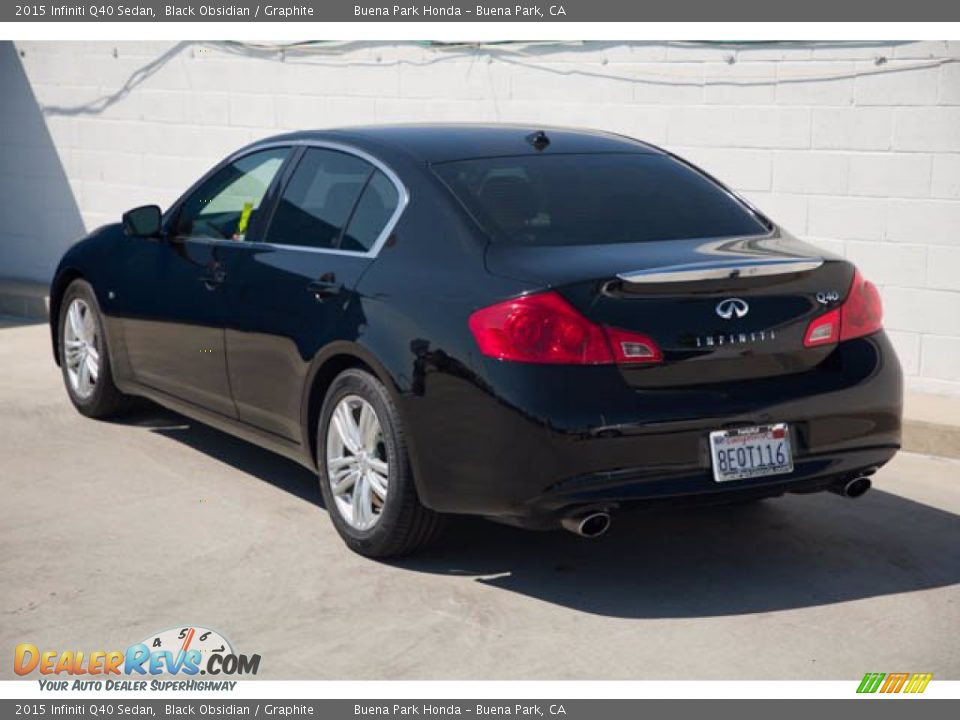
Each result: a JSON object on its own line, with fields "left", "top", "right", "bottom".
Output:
{"left": 857, "top": 672, "right": 933, "bottom": 694}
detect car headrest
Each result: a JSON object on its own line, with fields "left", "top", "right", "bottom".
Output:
{"left": 479, "top": 176, "right": 537, "bottom": 229}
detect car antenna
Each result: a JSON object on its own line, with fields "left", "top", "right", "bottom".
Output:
{"left": 525, "top": 130, "right": 550, "bottom": 151}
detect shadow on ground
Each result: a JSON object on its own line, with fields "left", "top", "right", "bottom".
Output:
{"left": 120, "top": 403, "right": 323, "bottom": 507}
{"left": 124, "top": 403, "right": 960, "bottom": 620}
{"left": 0, "top": 315, "right": 44, "bottom": 328}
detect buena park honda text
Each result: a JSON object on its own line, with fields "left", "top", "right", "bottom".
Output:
{"left": 50, "top": 124, "right": 902, "bottom": 557}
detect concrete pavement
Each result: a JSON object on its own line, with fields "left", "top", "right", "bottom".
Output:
{"left": 1, "top": 320, "right": 959, "bottom": 680}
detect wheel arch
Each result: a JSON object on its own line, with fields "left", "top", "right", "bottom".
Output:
{"left": 300, "top": 342, "right": 405, "bottom": 471}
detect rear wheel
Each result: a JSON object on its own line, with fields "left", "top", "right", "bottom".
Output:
{"left": 58, "top": 279, "right": 133, "bottom": 418}
{"left": 317, "top": 368, "right": 444, "bottom": 558}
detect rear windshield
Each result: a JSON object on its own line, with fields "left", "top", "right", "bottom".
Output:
{"left": 432, "top": 153, "right": 768, "bottom": 246}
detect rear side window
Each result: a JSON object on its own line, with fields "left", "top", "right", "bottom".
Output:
{"left": 432, "top": 153, "right": 767, "bottom": 247}
{"left": 341, "top": 171, "right": 400, "bottom": 252}
{"left": 265, "top": 148, "right": 372, "bottom": 250}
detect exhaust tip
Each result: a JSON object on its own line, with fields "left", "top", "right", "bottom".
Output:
{"left": 561, "top": 511, "right": 611, "bottom": 538}
{"left": 840, "top": 476, "right": 872, "bottom": 499}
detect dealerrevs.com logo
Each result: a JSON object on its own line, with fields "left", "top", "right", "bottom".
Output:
{"left": 14, "top": 626, "right": 260, "bottom": 691}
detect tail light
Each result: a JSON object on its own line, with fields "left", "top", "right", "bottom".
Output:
{"left": 804, "top": 268, "right": 883, "bottom": 348}
{"left": 604, "top": 326, "right": 663, "bottom": 364}
{"left": 468, "top": 291, "right": 662, "bottom": 365}
{"left": 840, "top": 268, "right": 883, "bottom": 341}
{"left": 804, "top": 308, "right": 840, "bottom": 347}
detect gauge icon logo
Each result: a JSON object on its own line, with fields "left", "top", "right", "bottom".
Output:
{"left": 142, "top": 626, "right": 233, "bottom": 673}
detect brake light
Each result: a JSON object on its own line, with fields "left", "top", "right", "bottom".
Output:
{"left": 803, "top": 268, "right": 883, "bottom": 348}
{"left": 840, "top": 268, "right": 883, "bottom": 341}
{"left": 468, "top": 291, "right": 662, "bottom": 365}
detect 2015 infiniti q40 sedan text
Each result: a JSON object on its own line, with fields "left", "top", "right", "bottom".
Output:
{"left": 50, "top": 125, "right": 902, "bottom": 557}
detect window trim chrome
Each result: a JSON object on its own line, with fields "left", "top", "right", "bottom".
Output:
{"left": 168, "top": 139, "right": 410, "bottom": 259}
{"left": 237, "top": 139, "right": 409, "bottom": 258}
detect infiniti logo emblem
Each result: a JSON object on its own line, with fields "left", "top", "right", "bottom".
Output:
{"left": 716, "top": 298, "right": 749, "bottom": 320}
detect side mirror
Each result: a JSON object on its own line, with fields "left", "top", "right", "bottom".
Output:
{"left": 122, "top": 205, "right": 162, "bottom": 237}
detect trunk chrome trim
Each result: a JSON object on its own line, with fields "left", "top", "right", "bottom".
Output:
{"left": 617, "top": 257, "right": 824, "bottom": 284}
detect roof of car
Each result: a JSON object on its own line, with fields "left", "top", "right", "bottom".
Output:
{"left": 260, "top": 124, "right": 664, "bottom": 164}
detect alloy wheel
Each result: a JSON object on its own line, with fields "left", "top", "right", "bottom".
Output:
{"left": 325, "top": 395, "right": 390, "bottom": 531}
{"left": 63, "top": 298, "right": 100, "bottom": 400}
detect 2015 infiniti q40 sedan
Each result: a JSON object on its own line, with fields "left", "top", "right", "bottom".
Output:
{"left": 51, "top": 124, "right": 902, "bottom": 557}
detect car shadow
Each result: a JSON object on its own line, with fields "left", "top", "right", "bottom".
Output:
{"left": 122, "top": 403, "right": 960, "bottom": 619}
{"left": 400, "top": 492, "right": 960, "bottom": 618}
{"left": 120, "top": 403, "right": 324, "bottom": 507}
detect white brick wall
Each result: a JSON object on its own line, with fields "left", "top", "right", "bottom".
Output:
{"left": 2, "top": 40, "right": 959, "bottom": 394}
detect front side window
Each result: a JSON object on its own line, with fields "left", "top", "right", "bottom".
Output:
{"left": 265, "top": 148, "right": 373, "bottom": 250}
{"left": 432, "top": 153, "right": 768, "bottom": 247}
{"left": 175, "top": 148, "right": 288, "bottom": 240}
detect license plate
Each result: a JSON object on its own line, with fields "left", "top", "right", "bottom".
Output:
{"left": 709, "top": 423, "right": 793, "bottom": 482}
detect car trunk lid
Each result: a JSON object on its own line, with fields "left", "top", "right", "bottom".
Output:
{"left": 485, "top": 231, "right": 854, "bottom": 386}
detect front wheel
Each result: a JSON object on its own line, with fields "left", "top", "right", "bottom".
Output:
{"left": 317, "top": 368, "right": 444, "bottom": 558}
{"left": 58, "top": 279, "right": 133, "bottom": 418}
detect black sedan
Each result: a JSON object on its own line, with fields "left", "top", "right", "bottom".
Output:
{"left": 50, "top": 125, "right": 902, "bottom": 557}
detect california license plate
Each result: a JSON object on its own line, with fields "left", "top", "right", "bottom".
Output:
{"left": 709, "top": 423, "right": 793, "bottom": 482}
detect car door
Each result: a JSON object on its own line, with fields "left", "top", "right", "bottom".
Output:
{"left": 117, "top": 146, "right": 291, "bottom": 417}
{"left": 216, "top": 145, "right": 405, "bottom": 441}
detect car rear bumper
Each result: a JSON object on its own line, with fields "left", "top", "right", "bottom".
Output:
{"left": 519, "top": 445, "right": 897, "bottom": 524}
{"left": 402, "top": 333, "right": 903, "bottom": 521}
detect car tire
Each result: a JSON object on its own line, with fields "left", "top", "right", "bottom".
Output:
{"left": 58, "top": 279, "right": 133, "bottom": 419}
{"left": 317, "top": 368, "right": 444, "bottom": 558}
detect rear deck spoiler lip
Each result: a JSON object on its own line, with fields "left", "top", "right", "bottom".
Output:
{"left": 616, "top": 257, "right": 825, "bottom": 284}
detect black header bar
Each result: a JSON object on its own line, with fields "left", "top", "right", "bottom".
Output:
{"left": 4, "top": 0, "right": 959, "bottom": 22}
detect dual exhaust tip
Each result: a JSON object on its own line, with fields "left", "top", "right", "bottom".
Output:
{"left": 561, "top": 510, "right": 612, "bottom": 538}
{"left": 834, "top": 475, "right": 872, "bottom": 499}
{"left": 561, "top": 476, "right": 872, "bottom": 537}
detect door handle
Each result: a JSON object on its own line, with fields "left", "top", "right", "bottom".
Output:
{"left": 200, "top": 264, "right": 226, "bottom": 290}
{"left": 308, "top": 275, "right": 342, "bottom": 300}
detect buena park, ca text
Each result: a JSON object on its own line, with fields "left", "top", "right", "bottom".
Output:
{"left": 356, "top": 5, "right": 567, "bottom": 17}
{"left": 356, "top": 706, "right": 567, "bottom": 716}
